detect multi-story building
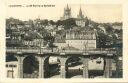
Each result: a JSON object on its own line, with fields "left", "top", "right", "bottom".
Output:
{"left": 65, "top": 29, "right": 97, "bottom": 50}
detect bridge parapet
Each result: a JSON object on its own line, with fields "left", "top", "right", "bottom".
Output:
{"left": 6, "top": 47, "right": 116, "bottom": 55}
{"left": 6, "top": 47, "right": 39, "bottom": 53}
{"left": 59, "top": 49, "right": 116, "bottom": 55}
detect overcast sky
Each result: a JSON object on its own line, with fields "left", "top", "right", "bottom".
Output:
{"left": 6, "top": 3, "right": 122, "bottom": 23}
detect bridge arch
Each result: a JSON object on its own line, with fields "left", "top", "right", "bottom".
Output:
{"left": 88, "top": 56, "right": 105, "bottom": 78}
{"left": 43, "top": 56, "right": 61, "bottom": 78}
{"left": 23, "top": 55, "right": 39, "bottom": 78}
{"left": 65, "top": 56, "right": 83, "bottom": 78}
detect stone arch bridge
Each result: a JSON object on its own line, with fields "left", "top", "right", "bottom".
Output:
{"left": 6, "top": 47, "right": 117, "bottom": 78}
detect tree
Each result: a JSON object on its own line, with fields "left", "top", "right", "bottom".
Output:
{"left": 56, "top": 18, "right": 76, "bottom": 29}
{"left": 63, "top": 18, "right": 76, "bottom": 29}
{"left": 41, "top": 19, "right": 48, "bottom": 26}
{"left": 49, "top": 20, "right": 56, "bottom": 25}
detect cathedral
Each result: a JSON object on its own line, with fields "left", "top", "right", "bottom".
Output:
{"left": 60, "top": 4, "right": 88, "bottom": 27}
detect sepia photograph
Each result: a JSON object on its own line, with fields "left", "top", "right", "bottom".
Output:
{"left": 5, "top": 3, "right": 122, "bottom": 79}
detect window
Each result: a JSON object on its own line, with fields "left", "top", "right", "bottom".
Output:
{"left": 9, "top": 65, "right": 13, "bottom": 67}
{"left": 6, "top": 64, "right": 8, "bottom": 67}
{"left": 13, "top": 65, "right": 17, "bottom": 67}
{"left": 9, "top": 64, "right": 17, "bottom": 67}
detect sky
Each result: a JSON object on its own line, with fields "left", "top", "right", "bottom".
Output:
{"left": 6, "top": 3, "right": 122, "bottom": 23}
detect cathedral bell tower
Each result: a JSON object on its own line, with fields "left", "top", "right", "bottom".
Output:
{"left": 60, "top": 4, "right": 72, "bottom": 20}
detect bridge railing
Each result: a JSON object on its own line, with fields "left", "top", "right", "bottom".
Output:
{"left": 6, "top": 47, "right": 116, "bottom": 54}
{"left": 6, "top": 47, "right": 39, "bottom": 53}
{"left": 59, "top": 48, "right": 116, "bottom": 54}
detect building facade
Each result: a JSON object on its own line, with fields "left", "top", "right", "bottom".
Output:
{"left": 65, "top": 29, "right": 97, "bottom": 50}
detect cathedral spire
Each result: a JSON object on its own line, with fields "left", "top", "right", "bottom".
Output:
{"left": 67, "top": 4, "right": 69, "bottom": 10}
{"left": 66, "top": 4, "right": 70, "bottom": 10}
{"left": 78, "top": 6, "right": 84, "bottom": 19}
{"left": 79, "top": 7, "right": 83, "bottom": 16}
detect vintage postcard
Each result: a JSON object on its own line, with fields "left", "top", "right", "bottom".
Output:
{"left": 0, "top": 0, "right": 128, "bottom": 83}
